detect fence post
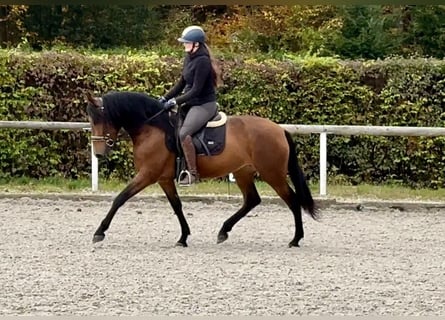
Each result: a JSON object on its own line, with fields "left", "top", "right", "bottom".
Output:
{"left": 91, "top": 143, "right": 98, "bottom": 192}
{"left": 319, "top": 132, "right": 327, "bottom": 196}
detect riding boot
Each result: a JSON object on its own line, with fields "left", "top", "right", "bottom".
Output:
{"left": 179, "top": 135, "right": 199, "bottom": 186}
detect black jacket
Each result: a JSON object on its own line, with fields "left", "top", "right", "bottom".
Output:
{"left": 165, "top": 45, "right": 216, "bottom": 106}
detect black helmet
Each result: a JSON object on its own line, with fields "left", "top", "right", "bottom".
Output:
{"left": 177, "top": 26, "right": 206, "bottom": 43}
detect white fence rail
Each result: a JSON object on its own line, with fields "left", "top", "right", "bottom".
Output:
{"left": 1, "top": 120, "right": 445, "bottom": 196}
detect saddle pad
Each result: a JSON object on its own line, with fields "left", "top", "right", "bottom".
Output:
{"left": 193, "top": 124, "right": 226, "bottom": 156}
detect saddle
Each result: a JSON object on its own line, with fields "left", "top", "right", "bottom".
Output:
{"left": 192, "top": 111, "right": 227, "bottom": 156}
{"left": 169, "top": 109, "right": 228, "bottom": 182}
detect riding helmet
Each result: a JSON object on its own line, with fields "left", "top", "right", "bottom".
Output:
{"left": 177, "top": 26, "right": 206, "bottom": 43}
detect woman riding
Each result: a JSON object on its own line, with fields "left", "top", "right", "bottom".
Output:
{"left": 160, "top": 25, "right": 222, "bottom": 186}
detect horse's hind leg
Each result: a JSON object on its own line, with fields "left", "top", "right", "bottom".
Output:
{"left": 217, "top": 166, "right": 261, "bottom": 244}
{"left": 158, "top": 179, "right": 191, "bottom": 247}
{"left": 263, "top": 175, "right": 304, "bottom": 247}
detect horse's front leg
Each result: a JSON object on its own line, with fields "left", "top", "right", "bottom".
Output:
{"left": 158, "top": 179, "right": 190, "bottom": 247}
{"left": 93, "top": 171, "right": 156, "bottom": 243}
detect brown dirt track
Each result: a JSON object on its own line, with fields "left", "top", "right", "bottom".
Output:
{"left": 0, "top": 195, "right": 444, "bottom": 315}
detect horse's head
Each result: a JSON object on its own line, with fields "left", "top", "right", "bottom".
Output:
{"left": 86, "top": 92, "right": 119, "bottom": 157}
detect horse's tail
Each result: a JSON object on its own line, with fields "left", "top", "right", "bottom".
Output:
{"left": 285, "top": 130, "right": 318, "bottom": 220}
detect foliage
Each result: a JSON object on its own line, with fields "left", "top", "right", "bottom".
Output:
{"left": 326, "top": 6, "right": 404, "bottom": 59}
{"left": 199, "top": 6, "right": 341, "bottom": 55}
{"left": 0, "top": 49, "right": 444, "bottom": 188}
{"left": 2, "top": 5, "right": 445, "bottom": 60}
{"left": 1, "top": 5, "right": 445, "bottom": 188}
{"left": 403, "top": 5, "right": 445, "bottom": 58}
{"left": 2, "top": 5, "right": 165, "bottom": 49}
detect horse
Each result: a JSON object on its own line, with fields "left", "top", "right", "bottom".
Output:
{"left": 86, "top": 91, "right": 318, "bottom": 248}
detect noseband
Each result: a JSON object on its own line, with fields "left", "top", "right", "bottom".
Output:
{"left": 90, "top": 133, "right": 115, "bottom": 147}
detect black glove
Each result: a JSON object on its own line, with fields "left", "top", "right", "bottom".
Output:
{"left": 163, "top": 98, "right": 176, "bottom": 110}
{"left": 158, "top": 96, "right": 167, "bottom": 104}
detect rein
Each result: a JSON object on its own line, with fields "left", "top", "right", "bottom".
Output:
{"left": 146, "top": 108, "right": 166, "bottom": 123}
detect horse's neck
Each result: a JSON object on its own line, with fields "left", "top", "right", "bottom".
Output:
{"left": 130, "top": 125, "right": 165, "bottom": 145}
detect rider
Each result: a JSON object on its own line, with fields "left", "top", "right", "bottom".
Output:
{"left": 160, "top": 25, "right": 222, "bottom": 186}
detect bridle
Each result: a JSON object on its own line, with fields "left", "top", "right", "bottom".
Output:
{"left": 90, "top": 99, "right": 115, "bottom": 148}
{"left": 90, "top": 132, "right": 115, "bottom": 148}
{"left": 89, "top": 98, "right": 168, "bottom": 148}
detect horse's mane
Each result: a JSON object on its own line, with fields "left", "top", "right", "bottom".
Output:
{"left": 102, "top": 91, "right": 174, "bottom": 138}
{"left": 85, "top": 91, "right": 177, "bottom": 152}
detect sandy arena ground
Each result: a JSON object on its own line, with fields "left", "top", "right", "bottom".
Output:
{"left": 0, "top": 196, "right": 443, "bottom": 315}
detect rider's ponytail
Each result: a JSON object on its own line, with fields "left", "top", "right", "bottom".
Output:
{"left": 204, "top": 43, "right": 223, "bottom": 88}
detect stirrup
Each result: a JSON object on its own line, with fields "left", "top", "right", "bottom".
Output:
{"left": 178, "top": 170, "right": 197, "bottom": 186}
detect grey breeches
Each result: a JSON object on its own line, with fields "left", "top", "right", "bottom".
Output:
{"left": 179, "top": 101, "right": 218, "bottom": 142}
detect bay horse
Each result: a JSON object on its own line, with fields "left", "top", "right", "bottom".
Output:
{"left": 86, "top": 91, "right": 318, "bottom": 247}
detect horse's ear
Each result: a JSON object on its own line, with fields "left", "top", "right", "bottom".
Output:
{"left": 86, "top": 91, "right": 101, "bottom": 107}
{"left": 86, "top": 91, "right": 95, "bottom": 103}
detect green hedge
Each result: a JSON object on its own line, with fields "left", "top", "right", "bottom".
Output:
{"left": 1, "top": 49, "right": 444, "bottom": 188}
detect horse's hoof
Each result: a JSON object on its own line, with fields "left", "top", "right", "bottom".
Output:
{"left": 217, "top": 232, "right": 228, "bottom": 244}
{"left": 288, "top": 240, "right": 300, "bottom": 248}
{"left": 176, "top": 241, "right": 188, "bottom": 247}
{"left": 93, "top": 234, "right": 105, "bottom": 243}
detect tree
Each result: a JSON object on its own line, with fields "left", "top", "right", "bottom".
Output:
{"left": 0, "top": 5, "right": 28, "bottom": 47}
{"left": 18, "top": 5, "right": 165, "bottom": 49}
{"left": 327, "top": 6, "right": 403, "bottom": 59}
{"left": 405, "top": 5, "right": 445, "bottom": 58}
